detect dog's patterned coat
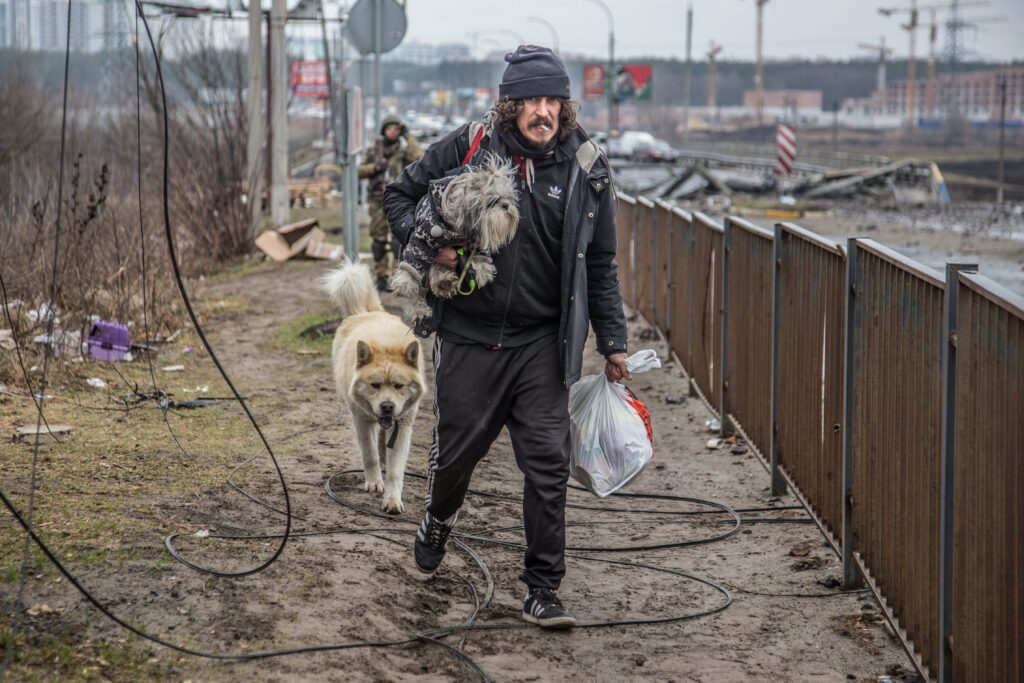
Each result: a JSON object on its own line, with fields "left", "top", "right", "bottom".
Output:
{"left": 402, "top": 175, "right": 463, "bottom": 278}
{"left": 389, "top": 155, "right": 519, "bottom": 321}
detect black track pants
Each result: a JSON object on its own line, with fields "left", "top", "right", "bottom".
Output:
{"left": 426, "top": 333, "right": 571, "bottom": 590}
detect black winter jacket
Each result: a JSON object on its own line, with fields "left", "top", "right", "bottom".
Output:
{"left": 383, "top": 122, "right": 627, "bottom": 388}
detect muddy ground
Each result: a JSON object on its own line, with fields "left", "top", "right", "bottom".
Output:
{"left": 0, "top": 247, "right": 925, "bottom": 681}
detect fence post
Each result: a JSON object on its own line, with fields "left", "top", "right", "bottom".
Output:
{"left": 769, "top": 224, "right": 788, "bottom": 496}
{"left": 630, "top": 202, "right": 639, "bottom": 314}
{"left": 665, "top": 208, "right": 674, "bottom": 344}
{"left": 720, "top": 218, "right": 733, "bottom": 436}
{"left": 841, "top": 237, "right": 862, "bottom": 589}
{"left": 688, "top": 213, "right": 697, "bottom": 397}
{"left": 650, "top": 205, "right": 658, "bottom": 327}
{"left": 938, "top": 262, "right": 976, "bottom": 683}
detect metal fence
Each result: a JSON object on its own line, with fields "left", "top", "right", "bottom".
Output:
{"left": 721, "top": 217, "right": 774, "bottom": 470}
{"left": 772, "top": 224, "right": 847, "bottom": 549}
{"left": 616, "top": 191, "right": 1024, "bottom": 683}
{"left": 944, "top": 271, "right": 1024, "bottom": 683}
{"left": 846, "top": 239, "right": 947, "bottom": 676}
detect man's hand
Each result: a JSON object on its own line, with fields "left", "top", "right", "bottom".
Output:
{"left": 374, "top": 159, "right": 388, "bottom": 172}
{"left": 604, "top": 352, "right": 632, "bottom": 382}
{"left": 434, "top": 246, "right": 461, "bottom": 267}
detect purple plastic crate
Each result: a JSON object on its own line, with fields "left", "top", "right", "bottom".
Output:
{"left": 88, "top": 320, "right": 130, "bottom": 361}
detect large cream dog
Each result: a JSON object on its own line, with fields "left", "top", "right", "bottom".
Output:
{"left": 322, "top": 261, "right": 425, "bottom": 513}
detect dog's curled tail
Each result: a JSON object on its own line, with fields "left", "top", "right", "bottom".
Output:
{"left": 321, "top": 260, "right": 383, "bottom": 318}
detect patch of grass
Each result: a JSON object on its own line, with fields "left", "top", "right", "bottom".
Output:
{"left": 208, "top": 257, "right": 273, "bottom": 282}
{"left": 270, "top": 310, "right": 340, "bottom": 356}
{"left": 0, "top": 623, "right": 179, "bottom": 682}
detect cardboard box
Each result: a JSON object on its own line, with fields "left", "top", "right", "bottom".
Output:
{"left": 255, "top": 219, "right": 321, "bottom": 261}
{"left": 255, "top": 218, "right": 344, "bottom": 261}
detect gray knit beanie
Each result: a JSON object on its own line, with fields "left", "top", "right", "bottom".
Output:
{"left": 498, "top": 45, "right": 571, "bottom": 100}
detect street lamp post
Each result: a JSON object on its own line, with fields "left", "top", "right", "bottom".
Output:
{"left": 579, "top": 0, "right": 615, "bottom": 131}
{"left": 527, "top": 16, "right": 559, "bottom": 54}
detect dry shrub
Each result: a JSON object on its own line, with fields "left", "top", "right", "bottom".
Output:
{"left": 1, "top": 31, "right": 253, "bottom": 387}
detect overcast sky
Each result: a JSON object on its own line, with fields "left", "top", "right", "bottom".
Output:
{"left": 399, "top": 0, "right": 1023, "bottom": 63}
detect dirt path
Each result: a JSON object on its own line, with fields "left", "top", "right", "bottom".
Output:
{"left": 2, "top": 257, "right": 914, "bottom": 682}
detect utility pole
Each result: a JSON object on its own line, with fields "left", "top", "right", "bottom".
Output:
{"left": 246, "top": 0, "right": 264, "bottom": 235}
{"left": 997, "top": 74, "right": 1006, "bottom": 205}
{"left": 270, "top": 0, "right": 290, "bottom": 226}
{"left": 683, "top": 2, "right": 693, "bottom": 137}
{"left": 753, "top": 0, "right": 769, "bottom": 128}
{"left": 373, "top": 0, "right": 382, "bottom": 132}
{"left": 706, "top": 42, "right": 723, "bottom": 110}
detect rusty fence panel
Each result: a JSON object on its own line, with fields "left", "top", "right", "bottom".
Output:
{"left": 652, "top": 200, "right": 673, "bottom": 334}
{"left": 615, "top": 193, "right": 636, "bottom": 310}
{"left": 845, "top": 238, "right": 945, "bottom": 678}
{"left": 634, "top": 197, "right": 656, "bottom": 323}
{"left": 941, "top": 271, "right": 1024, "bottom": 682}
{"left": 668, "top": 208, "right": 693, "bottom": 376}
{"left": 689, "top": 213, "right": 724, "bottom": 412}
{"left": 771, "top": 224, "right": 847, "bottom": 545}
{"left": 720, "top": 217, "right": 774, "bottom": 471}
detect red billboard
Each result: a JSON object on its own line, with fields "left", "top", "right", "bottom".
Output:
{"left": 613, "top": 64, "right": 652, "bottom": 101}
{"left": 582, "top": 63, "right": 605, "bottom": 100}
{"left": 290, "top": 60, "right": 329, "bottom": 98}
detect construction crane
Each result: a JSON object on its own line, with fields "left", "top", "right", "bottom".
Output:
{"left": 878, "top": 1, "right": 988, "bottom": 125}
{"left": 858, "top": 37, "right": 894, "bottom": 92}
{"left": 706, "top": 42, "right": 723, "bottom": 109}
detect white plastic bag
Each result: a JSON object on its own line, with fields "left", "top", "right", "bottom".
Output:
{"left": 568, "top": 350, "right": 661, "bottom": 497}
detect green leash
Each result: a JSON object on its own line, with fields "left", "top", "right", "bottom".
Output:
{"left": 455, "top": 247, "right": 478, "bottom": 295}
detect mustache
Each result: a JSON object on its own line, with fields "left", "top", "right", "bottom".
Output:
{"left": 528, "top": 116, "right": 554, "bottom": 128}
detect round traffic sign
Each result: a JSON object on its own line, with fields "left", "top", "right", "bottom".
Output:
{"left": 347, "top": 0, "right": 407, "bottom": 55}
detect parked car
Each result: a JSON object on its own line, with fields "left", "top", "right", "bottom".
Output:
{"left": 607, "top": 130, "right": 657, "bottom": 158}
{"left": 633, "top": 139, "right": 680, "bottom": 163}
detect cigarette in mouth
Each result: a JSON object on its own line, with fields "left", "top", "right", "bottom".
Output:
{"left": 537, "top": 124, "right": 551, "bottom": 132}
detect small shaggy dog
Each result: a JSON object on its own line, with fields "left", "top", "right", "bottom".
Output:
{"left": 322, "top": 261, "right": 425, "bottom": 514}
{"left": 389, "top": 154, "right": 519, "bottom": 321}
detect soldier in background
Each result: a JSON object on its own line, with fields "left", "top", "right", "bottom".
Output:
{"left": 359, "top": 115, "right": 424, "bottom": 290}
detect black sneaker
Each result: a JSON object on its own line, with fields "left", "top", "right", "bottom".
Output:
{"left": 521, "top": 587, "right": 577, "bottom": 629}
{"left": 413, "top": 512, "right": 456, "bottom": 579}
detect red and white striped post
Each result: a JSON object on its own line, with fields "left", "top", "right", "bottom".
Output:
{"left": 775, "top": 124, "right": 796, "bottom": 177}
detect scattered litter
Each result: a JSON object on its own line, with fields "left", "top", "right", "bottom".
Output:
{"left": 296, "top": 349, "right": 321, "bottom": 355}
{"left": 789, "top": 540, "right": 818, "bottom": 557}
{"left": 706, "top": 438, "right": 721, "bottom": 450}
{"left": 665, "top": 393, "right": 687, "bottom": 405}
{"left": 704, "top": 418, "right": 721, "bottom": 432}
{"left": 730, "top": 443, "right": 749, "bottom": 455}
{"left": 86, "top": 377, "right": 108, "bottom": 389}
{"left": 164, "top": 329, "right": 182, "bottom": 343}
{"left": 168, "top": 399, "right": 224, "bottom": 409}
{"left": 183, "top": 347, "right": 192, "bottom": 353}
{"left": 87, "top": 320, "right": 130, "bottom": 361}
{"left": 33, "top": 328, "right": 81, "bottom": 359}
{"left": 817, "top": 575, "right": 842, "bottom": 589}
{"left": 15, "top": 424, "right": 74, "bottom": 444}
{"left": 26, "top": 604, "right": 59, "bottom": 616}
{"left": 194, "top": 529, "right": 211, "bottom": 538}
{"left": 792, "top": 556, "right": 828, "bottom": 571}
{"left": 779, "top": 195, "right": 797, "bottom": 205}
{"left": 0, "top": 329, "right": 15, "bottom": 351}
{"left": 182, "top": 385, "right": 209, "bottom": 393}
{"left": 161, "top": 365, "right": 185, "bottom": 372}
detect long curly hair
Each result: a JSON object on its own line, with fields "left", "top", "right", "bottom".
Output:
{"left": 490, "top": 96, "right": 580, "bottom": 143}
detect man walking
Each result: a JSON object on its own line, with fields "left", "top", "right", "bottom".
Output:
{"left": 383, "top": 45, "right": 630, "bottom": 629}
{"left": 359, "top": 115, "right": 423, "bottom": 290}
